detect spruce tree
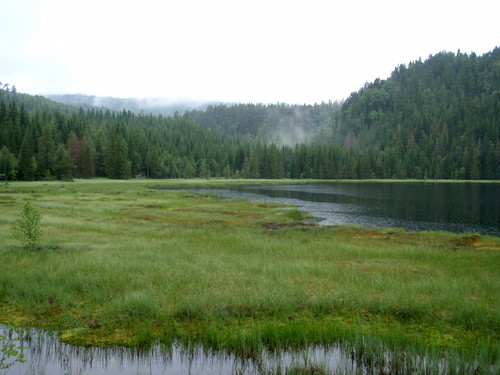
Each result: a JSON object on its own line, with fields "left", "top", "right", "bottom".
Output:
{"left": 105, "top": 125, "right": 131, "bottom": 179}
{"left": 17, "top": 131, "right": 36, "bottom": 180}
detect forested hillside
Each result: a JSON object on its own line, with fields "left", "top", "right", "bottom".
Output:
{"left": 49, "top": 95, "right": 342, "bottom": 145}
{"left": 322, "top": 48, "right": 500, "bottom": 179}
{"left": 183, "top": 102, "right": 341, "bottom": 145}
{"left": 0, "top": 48, "right": 498, "bottom": 181}
{"left": 0, "top": 85, "right": 76, "bottom": 115}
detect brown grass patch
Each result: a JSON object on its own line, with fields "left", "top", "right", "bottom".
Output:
{"left": 222, "top": 211, "right": 258, "bottom": 219}
{"left": 450, "top": 234, "right": 481, "bottom": 247}
{"left": 449, "top": 234, "right": 500, "bottom": 250}
{"left": 135, "top": 215, "right": 164, "bottom": 222}
{"left": 264, "top": 222, "right": 318, "bottom": 230}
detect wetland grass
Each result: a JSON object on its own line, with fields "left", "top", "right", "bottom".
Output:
{"left": 0, "top": 179, "right": 499, "bottom": 373}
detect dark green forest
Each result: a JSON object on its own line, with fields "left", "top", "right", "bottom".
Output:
{"left": 0, "top": 48, "right": 498, "bottom": 181}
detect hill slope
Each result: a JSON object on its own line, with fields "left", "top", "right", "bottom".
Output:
{"left": 0, "top": 87, "right": 77, "bottom": 114}
{"left": 183, "top": 102, "right": 342, "bottom": 145}
{"left": 322, "top": 48, "right": 499, "bottom": 179}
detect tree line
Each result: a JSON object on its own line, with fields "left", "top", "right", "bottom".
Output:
{"left": 0, "top": 97, "right": 377, "bottom": 180}
{"left": 0, "top": 47, "right": 498, "bottom": 180}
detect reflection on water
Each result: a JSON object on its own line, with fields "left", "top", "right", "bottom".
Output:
{"left": 186, "top": 182, "right": 499, "bottom": 236}
{"left": 2, "top": 326, "right": 359, "bottom": 375}
{"left": 2, "top": 325, "right": 491, "bottom": 375}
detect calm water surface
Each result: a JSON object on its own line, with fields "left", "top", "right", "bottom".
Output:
{"left": 2, "top": 326, "right": 489, "bottom": 375}
{"left": 3, "top": 326, "right": 356, "bottom": 375}
{"left": 188, "top": 182, "right": 499, "bottom": 236}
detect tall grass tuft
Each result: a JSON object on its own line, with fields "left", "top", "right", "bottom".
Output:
{"left": 284, "top": 208, "right": 308, "bottom": 220}
{"left": 103, "top": 291, "right": 163, "bottom": 323}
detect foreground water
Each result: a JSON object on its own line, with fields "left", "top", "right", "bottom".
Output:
{"left": 4, "top": 325, "right": 494, "bottom": 375}
{"left": 4, "top": 326, "right": 488, "bottom": 375}
{"left": 1, "top": 326, "right": 365, "bottom": 375}
{"left": 186, "top": 182, "right": 499, "bottom": 236}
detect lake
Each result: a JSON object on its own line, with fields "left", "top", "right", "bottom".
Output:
{"left": 187, "top": 182, "right": 499, "bottom": 236}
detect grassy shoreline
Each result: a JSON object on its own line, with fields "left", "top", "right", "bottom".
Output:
{"left": 1, "top": 179, "right": 499, "bottom": 372}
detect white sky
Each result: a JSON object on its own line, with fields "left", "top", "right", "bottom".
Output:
{"left": 1, "top": 0, "right": 498, "bottom": 104}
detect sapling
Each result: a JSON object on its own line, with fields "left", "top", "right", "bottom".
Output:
{"left": 0, "top": 326, "right": 26, "bottom": 371}
{"left": 11, "top": 200, "right": 43, "bottom": 250}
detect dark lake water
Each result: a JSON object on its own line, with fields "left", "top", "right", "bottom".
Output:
{"left": 187, "top": 182, "right": 499, "bottom": 236}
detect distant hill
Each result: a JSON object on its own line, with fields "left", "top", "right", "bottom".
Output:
{"left": 0, "top": 87, "right": 76, "bottom": 114}
{"left": 46, "top": 94, "right": 213, "bottom": 117}
{"left": 319, "top": 47, "right": 500, "bottom": 179}
{"left": 47, "top": 94, "right": 343, "bottom": 146}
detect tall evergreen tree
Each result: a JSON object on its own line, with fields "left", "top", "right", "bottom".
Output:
{"left": 105, "top": 124, "right": 131, "bottom": 179}
{"left": 0, "top": 145, "right": 17, "bottom": 180}
{"left": 17, "top": 130, "right": 36, "bottom": 180}
{"left": 37, "top": 121, "right": 57, "bottom": 178}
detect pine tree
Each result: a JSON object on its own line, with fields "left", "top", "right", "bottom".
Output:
{"left": 37, "top": 122, "right": 56, "bottom": 179}
{"left": 105, "top": 125, "right": 131, "bottom": 179}
{"left": 17, "top": 131, "right": 36, "bottom": 180}
{"left": 0, "top": 146, "right": 17, "bottom": 180}
{"left": 53, "top": 144, "right": 75, "bottom": 180}
{"left": 81, "top": 134, "right": 96, "bottom": 178}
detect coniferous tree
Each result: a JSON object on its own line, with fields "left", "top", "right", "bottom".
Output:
{"left": 53, "top": 144, "right": 75, "bottom": 180}
{"left": 17, "top": 130, "right": 36, "bottom": 180}
{"left": 37, "top": 121, "right": 57, "bottom": 179}
{"left": 0, "top": 145, "right": 17, "bottom": 180}
{"left": 105, "top": 124, "right": 131, "bottom": 179}
{"left": 81, "top": 134, "right": 96, "bottom": 178}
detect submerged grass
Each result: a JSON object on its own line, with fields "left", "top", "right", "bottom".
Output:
{"left": 0, "top": 179, "right": 499, "bottom": 373}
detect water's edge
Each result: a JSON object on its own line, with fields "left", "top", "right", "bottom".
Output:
{"left": 1, "top": 325, "right": 357, "bottom": 375}
{"left": 175, "top": 182, "right": 499, "bottom": 236}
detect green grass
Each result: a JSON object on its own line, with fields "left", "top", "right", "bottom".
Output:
{"left": 0, "top": 179, "right": 499, "bottom": 373}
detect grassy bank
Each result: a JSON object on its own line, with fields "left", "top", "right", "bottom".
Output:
{"left": 0, "top": 179, "right": 499, "bottom": 373}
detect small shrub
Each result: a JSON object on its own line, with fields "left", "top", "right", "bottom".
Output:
{"left": 11, "top": 200, "right": 43, "bottom": 250}
{"left": 0, "top": 326, "right": 26, "bottom": 371}
{"left": 285, "top": 208, "right": 307, "bottom": 221}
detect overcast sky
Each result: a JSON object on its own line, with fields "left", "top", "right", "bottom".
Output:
{"left": 1, "top": 0, "right": 498, "bottom": 104}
